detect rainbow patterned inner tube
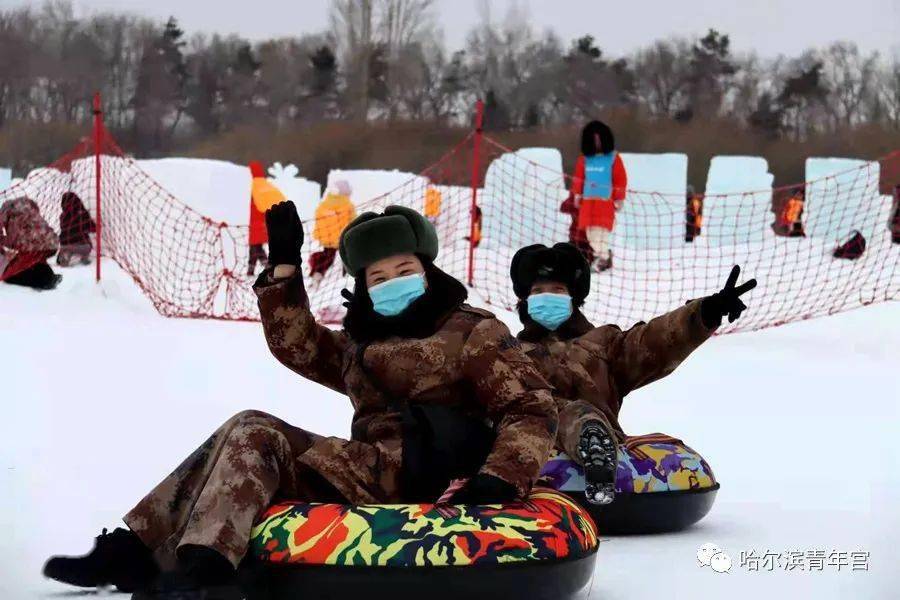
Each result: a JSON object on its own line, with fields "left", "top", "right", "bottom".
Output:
{"left": 245, "top": 488, "right": 599, "bottom": 600}
{"left": 539, "top": 433, "right": 720, "bottom": 534}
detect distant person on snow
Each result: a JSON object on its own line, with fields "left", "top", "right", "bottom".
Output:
{"left": 247, "top": 161, "right": 288, "bottom": 276}
{"left": 43, "top": 203, "right": 557, "bottom": 596}
{"left": 308, "top": 179, "right": 356, "bottom": 285}
{"left": 685, "top": 185, "right": 703, "bottom": 242}
{"left": 57, "top": 191, "right": 96, "bottom": 266}
{"left": 571, "top": 120, "right": 627, "bottom": 272}
{"left": 778, "top": 185, "right": 806, "bottom": 238}
{"left": 0, "top": 196, "right": 62, "bottom": 290}
{"left": 424, "top": 186, "right": 442, "bottom": 224}
{"left": 464, "top": 204, "right": 483, "bottom": 248}
{"left": 509, "top": 243, "right": 756, "bottom": 505}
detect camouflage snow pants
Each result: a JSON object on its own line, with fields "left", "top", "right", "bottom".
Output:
{"left": 123, "top": 410, "right": 346, "bottom": 569}
{"left": 556, "top": 399, "right": 623, "bottom": 462}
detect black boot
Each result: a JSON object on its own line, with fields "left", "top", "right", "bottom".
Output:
{"left": 579, "top": 420, "right": 617, "bottom": 506}
{"left": 134, "top": 545, "right": 241, "bottom": 600}
{"left": 43, "top": 527, "right": 158, "bottom": 592}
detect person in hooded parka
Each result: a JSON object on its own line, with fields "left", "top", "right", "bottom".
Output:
{"left": 570, "top": 120, "right": 628, "bottom": 272}
{"left": 43, "top": 203, "right": 557, "bottom": 596}
{"left": 509, "top": 242, "right": 756, "bottom": 504}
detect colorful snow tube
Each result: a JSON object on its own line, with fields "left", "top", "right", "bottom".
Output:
{"left": 540, "top": 434, "right": 719, "bottom": 534}
{"left": 245, "top": 488, "right": 598, "bottom": 600}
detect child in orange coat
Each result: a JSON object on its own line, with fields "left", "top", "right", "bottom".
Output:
{"left": 571, "top": 121, "right": 627, "bottom": 272}
{"left": 309, "top": 180, "right": 356, "bottom": 284}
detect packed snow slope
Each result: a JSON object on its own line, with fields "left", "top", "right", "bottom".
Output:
{"left": 1, "top": 262, "right": 897, "bottom": 600}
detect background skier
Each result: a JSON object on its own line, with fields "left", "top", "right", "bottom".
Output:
{"left": 510, "top": 242, "right": 756, "bottom": 504}
{"left": 685, "top": 185, "right": 704, "bottom": 242}
{"left": 43, "top": 202, "right": 557, "bottom": 596}
{"left": 57, "top": 191, "right": 96, "bottom": 266}
{"left": 571, "top": 120, "right": 627, "bottom": 272}
{"left": 309, "top": 179, "right": 355, "bottom": 284}
{"left": 246, "top": 160, "right": 288, "bottom": 276}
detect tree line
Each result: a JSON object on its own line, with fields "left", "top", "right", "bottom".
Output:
{"left": 1, "top": 0, "right": 898, "bottom": 187}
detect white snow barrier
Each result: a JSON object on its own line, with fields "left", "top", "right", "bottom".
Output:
{"left": 805, "top": 157, "right": 883, "bottom": 243}
{"left": 326, "top": 169, "right": 429, "bottom": 210}
{"left": 0, "top": 167, "right": 11, "bottom": 192}
{"left": 704, "top": 156, "right": 774, "bottom": 245}
{"left": 616, "top": 152, "right": 688, "bottom": 250}
{"left": 137, "top": 158, "right": 321, "bottom": 225}
{"left": 481, "top": 147, "right": 570, "bottom": 252}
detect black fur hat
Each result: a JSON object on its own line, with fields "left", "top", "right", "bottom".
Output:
{"left": 510, "top": 243, "right": 590, "bottom": 305}
{"left": 581, "top": 120, "right": 615, "bottom": 156}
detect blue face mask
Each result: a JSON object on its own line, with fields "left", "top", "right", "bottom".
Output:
{"left": 369, "top": 273, "right": 427, "bottom": 317}
{"left": 527, "top": 293, "right": 573, "bottom": 330}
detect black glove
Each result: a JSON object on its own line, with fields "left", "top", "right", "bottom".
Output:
{"left": 701, "top": 265, "right": 757, "bottom": 328}
{"left": 264, "top": 201, "right": 303, "bottom": 267}
{"left": 450, "top": 474, "right": 519, "bottom": 504}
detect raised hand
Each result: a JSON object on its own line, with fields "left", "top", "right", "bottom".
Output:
{"left": 700, "top": 265, "right": 757, "bottom": 328}
{"left": 265, "top": 201, "right": 303, "bottom": 267}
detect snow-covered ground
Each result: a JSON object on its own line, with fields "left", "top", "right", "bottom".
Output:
{"left": 1, "top": 261, "right": 897, "bottom": 599}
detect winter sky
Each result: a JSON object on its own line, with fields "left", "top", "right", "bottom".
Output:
{"left": 5, "top": 0, "right": 899, "bottom": 58}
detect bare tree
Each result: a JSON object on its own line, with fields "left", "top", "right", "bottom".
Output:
{"left": 822, "top": 42, "right": 879, "bottom": 127}
{"left": 632, "top": 39, "right": 692, "bottom": 117}
{"left": 330, "top": 0, "right": 375, "bottom": 119}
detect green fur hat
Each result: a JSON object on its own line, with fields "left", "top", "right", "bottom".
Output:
{"left": 339, "top": 205, "right": 439, "bottom": 274}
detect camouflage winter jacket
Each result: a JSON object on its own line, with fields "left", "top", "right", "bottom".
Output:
{"left": 517, "top": 300, "right": 715, "bottom": 441}
{"left": 254, "top": 270, "right": 558, "bottom": 502}
{"left": 0, "top": 197, "right": 59, "bottom": 253}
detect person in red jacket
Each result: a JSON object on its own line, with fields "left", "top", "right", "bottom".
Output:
{"left": 247, "top": 161, "right": 274, "bottom": 276}
{"left": 571, "top": 120, "right": 627, "bottom": 272}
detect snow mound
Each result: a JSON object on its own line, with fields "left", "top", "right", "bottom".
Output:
{"left": 138, "top": 158, "right": 321, "bottom": 225}
{"left": 326, "top": 169, "right": 429, "bottom": 211}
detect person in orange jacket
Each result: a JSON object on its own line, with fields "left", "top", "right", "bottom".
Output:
{"left": 309, "top": 179, "right": 356, "bottom": 284}
{"left": 779, "top": 185, "right": 806, "bottom": 238}
{"left": 247, "top": 161, "right": 288, "bottom": 276}
{"left": 424, "top": 186, "right": 442, "bottom": 224}
{"left": 685, "top": 185, "right": 704, "bottom": 242}
{"left": 571, "top": 120, "right": 627, "bottom": 272}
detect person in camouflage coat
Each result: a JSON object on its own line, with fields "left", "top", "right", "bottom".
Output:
{"left": 44, "top": 204, "right": 556, "bottom": 596}
{"left": 510, "top": 243, "right": 756, "bottom": 504}
{"left": 0, "top": 196, "right": 62, "bottom": 289}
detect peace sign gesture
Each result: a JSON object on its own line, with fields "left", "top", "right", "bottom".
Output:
{"left": 700, "top": 265, "right": 758, "bottom": 328}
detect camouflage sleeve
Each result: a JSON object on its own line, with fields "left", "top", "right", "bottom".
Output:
{"left": 589, "top": 299, "right": 715, "bottom": 396}
{"left": 461, "top": 317, "right": 558, "bottom": 497}
{"left": 253, "top": 268, "right": 350, "bottom": 394}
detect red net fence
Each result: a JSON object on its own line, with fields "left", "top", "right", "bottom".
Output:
{"left": 1, "top": 118, "right": 898, "bottom": 334}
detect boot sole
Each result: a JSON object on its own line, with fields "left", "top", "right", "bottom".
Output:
{"left": 579, "top": 422, "right": 617, "bottom": 505}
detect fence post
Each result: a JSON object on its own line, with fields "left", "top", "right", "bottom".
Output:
{"left": 467, "top": 99, "right": 485, "bottom": 287}
{"left": 93, "top": 92, "right": 103, "bottom": 283}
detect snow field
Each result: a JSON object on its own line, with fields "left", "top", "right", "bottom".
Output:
{"left": 1, "top": 262, "right": 897, "bottom": 599}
